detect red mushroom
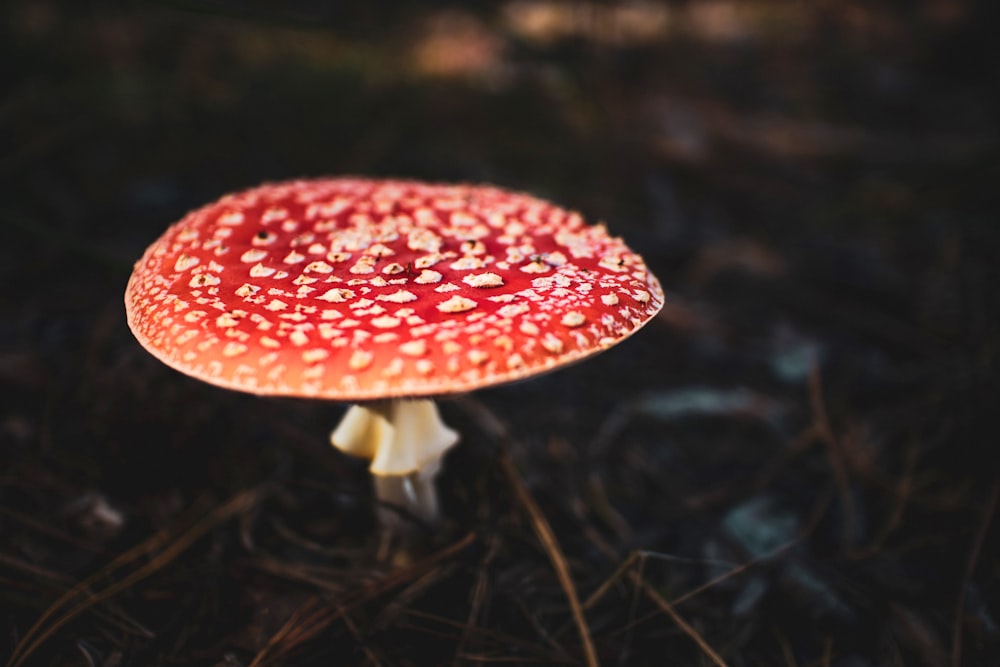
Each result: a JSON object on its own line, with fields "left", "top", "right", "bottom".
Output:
{"left": 125, "top": 178, "right": 663, "bottom": 525}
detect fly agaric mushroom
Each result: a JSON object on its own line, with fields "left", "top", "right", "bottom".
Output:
{"left": 125, "top": 178, "right": 663, "bottom": 524}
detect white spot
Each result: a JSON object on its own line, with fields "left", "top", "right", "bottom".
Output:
{"left": 189, "top": 273, "right": 221, "bottom": 287}
{"left": 533, "top": 274, "right": 572, "bottom": 290}
{"left": 177, "top": 228, "right": 198, "bottom": 243}
{"left": 542, "top": 333, "right": 564, "bottom": 354}
{"left": 450, "top": 256, "right": 486, "bottom": 270}
{"left": 371, "top": 315, "right": 401, "bottom": 329}
{"left": 519, "top": 322, "right": 539, "bottom": 336}
{"left": 350, "top": 256, "right": 376, "bottom": 274}
{"left": 507, "top": 354, "right": 525, "bottom": 369}
{"left": 304, "top": 261, "right": 333, "bottom": 274}
{"left": 183, "top": 310, "right": 207, "bottom": 323}
{"left": 175, "top": 330, "right": 198, "bottom": 345}
{"left": 290, "top": 330, "right": 309, "bottom": 346}
{"left": 265, "top": 299, "right": 288, "bottom": 311}
{"left": 494, "top": 335, "right": 514, "bottom": 352}
{"left": 302, "top": 366, "right": 325, "bottom": 382}
{"left": 262, "top": 207, "right": 288, "bottom": 223}
{"left": 222, "top": 342, "right": 247, "bottom": 357}
{"left": 216, "top": 313, "right": 241, "bottom": 328}
{"left": 317, "top": 288, "right": 355, "bottom": 303}
{"left": 283, "top": 251, "right": 306, "bottom": 264}
{"left": 382, "top": 262, "right": 405, "bottom": 275}
{"left": 437, "top": 295, "right": 477, "bottom": 313}
{"left": 365, "top": 243, "right": 395, "bottom": 257}
{"left": 414, "top": 254, "right": 444, "bottom": 269}
{"left": 407, "top": 227, "right": 442, "bottom": 253}
{"left": 174, "top": 254, "right": 200, "bottom": 272}
{"left": 498, "top": 303, "right": 530, "bottom": 318}
{"left": 601, "top": 293, "right": 619, "bottom": 306}
{"left": 373, "top": 332, "right": 399, "bottom": 343}
{"left": 240, "top": 249, "right": 268, "bottom": 263}
{"left": 218, "top": 211, "right": 244, "bottom": 226}
{"left": 349, "top": 350, "right": 373, "bottom": 370}
{"left": 561, "top": 311, "right": 586, "bottom": 327}
{"left": 462, "top": 272, "right": 504, "bottom": 288}
{"left": 435, "top": 283, "right": 460, "bottom": 293}
{"left": 459, "top": 239, "right": 487, "bottom": 256}
{"left": 414, "top": 270, "right": 443, "bottom": 284}
{"left": 302, "top": 349, "right": 329, "bottom": 363}
{"left": 261, "top": 337, "right": 281, "bottom": 349}
{"left": 318, "top": 323, "right": 342, "bottom": 339}
{"left": 544, "top": 251, "right": 568, "bottom": 266}
{"left": 415, "top": 359, "right": 434, "bottom": 375}
{"left": 599, "top": 256, "right": 628, "bottom": 272}
{"left": 355, "top": 305, "right": 386, "bottom": 318}
{"left": 467, "top": 349, "right": 489, "bottom": 366}
{"left": 451, "top": 211, "right": 479, "bottom": 227}
{"left": 383, "top": 358, "right": 404, "bottom": 377}
{"left": 376, "top": 289, "right": 418, "bottom": 304}
{"left": 250, "top": 263, "right": 276, "bottom": 278}
{"left": 235, "top": 283, "right": 261, "bottom": 298}
{"left": 632, "top": 289, "right": 651, "bottom": 304}
{"left": 519, "top": 260, "right": 550, "bottom": 274}
{"left": 400, "top": 340, "right": 427, "bottom": 356}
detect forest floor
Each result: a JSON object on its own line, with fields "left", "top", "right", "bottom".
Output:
{"left": 2, "top": 1, "right": 999, "bottom": 665}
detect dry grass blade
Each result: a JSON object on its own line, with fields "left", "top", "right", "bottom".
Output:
{"left": 582, "top": 551, "right": 641, "bottom": 611}
{"left": 248, "top": 597, "right": 338, "bottom": 667}
{"left": 951, "top": 481, "right": 999, "bottom": 667}
{"left": 6, "top": 489, "right": 263, "bottom": 667}
{"left": 807, "top": 364, "right": 858, "bottom": 549}
{"left": 457, "top": 531, "right": 499, "bottom": 660}
{"left": 501, "top": 453, "right": 600, "bottom": 667}
{"left": 0, "top": 553, "right": 154, "bottom": 640}
{"left": 628, "top": 570, "right": 729, "bottom": 667}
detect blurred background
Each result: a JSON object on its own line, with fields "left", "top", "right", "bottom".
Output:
{"left": 2, "top": 1, "right": 998, "bottom": 665}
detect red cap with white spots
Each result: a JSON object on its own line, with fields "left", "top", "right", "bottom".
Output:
{"left": 125, "top": 178, "right": 664, "bottom": 400}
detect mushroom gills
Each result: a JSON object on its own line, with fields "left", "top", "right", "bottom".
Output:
{"left": 330, "top": 399, "right": 458, "bottom": 522}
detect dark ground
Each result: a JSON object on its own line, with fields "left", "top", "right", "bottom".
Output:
{"left": 2, "top": 1, "right": 999, "bottom": 665}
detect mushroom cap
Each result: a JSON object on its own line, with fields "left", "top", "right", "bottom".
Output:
{"left": 125, "top": 178, "right": 664, "bottom": 400}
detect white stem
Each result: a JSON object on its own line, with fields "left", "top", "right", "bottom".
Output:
{"left": 373, "top": 458, "right": 441, "bottom": 525}
{"left": 330, "top": 399, "right": 458, "bottom": 523}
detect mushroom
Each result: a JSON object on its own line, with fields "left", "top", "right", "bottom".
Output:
{"left": 125, "top": 178, "right": 663, "bottom": 526}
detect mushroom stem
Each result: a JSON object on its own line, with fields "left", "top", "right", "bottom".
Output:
{"left": 330, "top": 399, "right": 459, "bottom": 523}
